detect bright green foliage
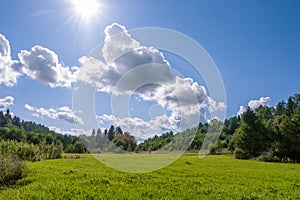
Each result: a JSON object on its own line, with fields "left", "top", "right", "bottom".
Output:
{"left": 65, "top": 141, "right": 85, "bottom": 154}
{"left": 138, "top": 131, "right": 174, "bottom": 151}
{"left": 226, "top": 93, "right": 300, "bottom": 162}
{"left": 0, "top": 154, "right": 299, "bottom": 199}
{"left": 0, "top": 140, "right": 62, "bottom": 161}
{"left": 137, "top": 121, "right": 223, "bottom": 154}
{"left": 272, "top": 107, "right": 300, "bottom": 162}
{"left": 232, "top": 108, "right": 270, "bottom": 159}
{"left": 0, "top": 109, "right": 85, "bottom": 153}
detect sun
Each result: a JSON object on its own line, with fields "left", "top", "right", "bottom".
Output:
{"left": 72, "top": 0, "right": 100, "bottom": 19}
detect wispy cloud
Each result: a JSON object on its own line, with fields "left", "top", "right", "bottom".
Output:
{"left": 29, "top": 9, "right": 54, "bottom": 18}
{"left": 49, "top": 126, "right": 90, "bottom": 136}
{"left": 0, "top": 96, "right": 14, "bottom": 110}
{"left": 24, "top": 104, "right": 84, "bottom": 124}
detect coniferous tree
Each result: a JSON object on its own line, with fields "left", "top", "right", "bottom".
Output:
{"left": 107, "top": 125, "right": 115, "bottom": 141}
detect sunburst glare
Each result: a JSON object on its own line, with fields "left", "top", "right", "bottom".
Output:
{"left": 72, "top": 0, "right": 100, "bottom": 20}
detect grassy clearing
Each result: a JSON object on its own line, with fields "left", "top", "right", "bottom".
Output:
{"left": 0, "top": 153, "right": 299, "bottom": 199}
{"left": 94, "top": 153, "right": 183, "bottom": 173}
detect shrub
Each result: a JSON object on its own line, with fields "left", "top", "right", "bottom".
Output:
{"left": 0, "top": 154, "right": 28, "bottom": 186}
{"left": 0, "top": 140, "right": 41, "bottom": 161}
{"left": 234, "top": 148, "right": 250, "bottom": 159}
{"left": 39, "top": 141, "right": 63, "bottom": 159}
{"left": 0, "top": 140, "right": 63, "bottom": 161}
{"left": 257, "top": 151, "right": 281, "bottom": 162}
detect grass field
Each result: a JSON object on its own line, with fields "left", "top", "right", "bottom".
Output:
{"left": 1, "top": 153, "right": 300, "bottom": 199}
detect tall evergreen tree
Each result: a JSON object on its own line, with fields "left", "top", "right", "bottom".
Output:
{"left": 107, "top": 125, "right": 115, "bottom": 141}
{"left": 233, "top": 107, "right": 269, "bottom": 158}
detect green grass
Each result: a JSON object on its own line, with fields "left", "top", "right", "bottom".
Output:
{"left": 1, "top": 153, "right": 299, "bottom": 199}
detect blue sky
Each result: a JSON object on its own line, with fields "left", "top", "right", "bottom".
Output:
{"left": 0, "top": 0, "right": 299, "bottom": 138}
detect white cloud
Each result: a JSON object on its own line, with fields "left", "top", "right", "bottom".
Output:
{"left": 0, "top": 33, "right": 79, "bottom": 88}
{"left": 49, "top": 126, "right": 90, "bottom": 136}
{"left": 59, "top": 106, "right": 72, "bottom": 112}
{"left": 237, "top": 96, "right": 271, "bottom": 115}
{"left": 29, "top": 9, "right": 54, "bottom": 18}
{"left": 237, "top": 106, "right": 247, "bottom": 116}
{"left": 0, "top": 34, "right": 10, "bottom": 57}
{"left": 102, "top": 23, "right": 140, "bottom": 65}
{"left": 207, "top": 97, "right": 227, "bottom": 113}
{"left": 32, "top": 113, "right": 40, "bottom": 118}
{"left": 24, "top": 104, "right": 35, "bottom": 111}
{"left": 97, "top": 112, "right": 181, "bottom": 141}
{"left": 24, "top": 104, "right": 84, "bottom": 124}
{"left": 248, "top": 96, "right": 271, "bottom": 109}
{"left": 18, "top": 45, "right": 77, "bottom": 88}
{"left": 77, "top": 23, "right": 226, "bottom": 126}
{"left": 0, "top": 34, "right": 21, "bottom": 87}
{"left": 78, "top": 56, "right": 87, "bottom": 65}
{"left": 0, "top": 96, "right": 14, "bottom": 110}
{"left": 78, "top": 23, "right": 172, "bottom": 95}
{"left": 151, "top": 76, "right": 207, "bottom": 116}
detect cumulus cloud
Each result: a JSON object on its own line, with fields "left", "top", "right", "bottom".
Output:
{"left": 0, "top": 32, "right": 78, "bottom": 88}
{"left": 248, "top": 97, "right": 271, "bottom": 108}
{"left": 78, "top": 23, "right": 226, "bottom": 122}
{"left": 0, "top": 34, "right": 21, "bottom": 87}
{"left": 150, "top": 76, "right": 209, "bottom": 116}
{"left": 237, "top": 106, "right": 247, "bottom": 116}
{"left": 237, "top": 96, "right": 271, "bottom": 115}
{"left": 74, "top": 23, "right": 228, "bottom": 139}
{"left": 102, "top": 23, "right": 140, "bottom": 65}
{"left": 24, "top": 104, "right": 84, "bottom": 124}
{"left": 78, "top": 23, "right": 172, "bottom": 95}
{"left": 0, "top": 96, "right": 14, "bottom": 110}
{"left": 0, "top": 34, "right": 10, "bottom": 57}
{"left": 18, "top": 45, "right": 77, "bottom": 88}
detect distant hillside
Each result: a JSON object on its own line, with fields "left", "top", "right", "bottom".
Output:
{"left": 0, "top": 109, "right": 85, "bottom": 153}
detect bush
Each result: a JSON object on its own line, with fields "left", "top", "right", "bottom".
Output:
{"left": 234, "top": 148, "right": 250, "bottom": 159}
{"left": 39, "top": 141, "right": 63, "bottom": 159}
{"left": 0, "top": 154, "right": 28, "bottom": 186}
{"left": 257, "top": 151, "right": 281, "bottom": 162}
{"left": 0, "top": 140, "right": 63, "bottom": 161}
{"left": 208, "top": 144, "right": 217, "bottom": 155}
{"left": 0, "top": 140, "right": 62, "bottom": 187}
{"left": 0, "top": 140, "right": 42, "bottom": 161}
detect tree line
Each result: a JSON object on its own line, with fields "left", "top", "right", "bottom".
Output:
{"left": 138, "top": 94, "right": 300, "bottom": 162}
{"left": 80, "top": 125, "right": 137, "bottom": 153}
{"left": 0, "top": 108, "right": 137, "bottom": 154}
{"left": 1, "top": 93, "right": 299, "bottom": 162}
{"left": 0, "top": 109, "right": 85, "bottom": 154}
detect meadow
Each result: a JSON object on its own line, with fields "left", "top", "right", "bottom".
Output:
{"left": 1, "top": 153, "right": 299, "bottom": 199}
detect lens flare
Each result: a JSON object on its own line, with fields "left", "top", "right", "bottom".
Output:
{"left": 72, "top": 0, "right": 100, "bottom": 19}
